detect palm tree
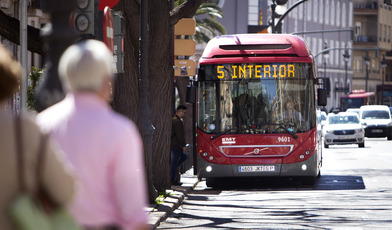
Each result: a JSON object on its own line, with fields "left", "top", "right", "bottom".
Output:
{"left": 194, "top": 1, "right": 225, "bottom": 43}
{"left": 175, "top": 0, "right": 226, "bottom": 44}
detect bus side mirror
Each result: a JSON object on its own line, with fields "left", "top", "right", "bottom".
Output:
{"left": 186, "top": 85, "right": 196, "bottom": 104}
{"left": 318, "top": 88, "right": 327, "bottom": 106}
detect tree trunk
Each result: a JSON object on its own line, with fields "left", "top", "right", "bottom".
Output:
{"left": 148, "top": 0, "right": 173, "bottom": 191}
{"left": 113, "top": 0, "right": 204, "bottom": 195}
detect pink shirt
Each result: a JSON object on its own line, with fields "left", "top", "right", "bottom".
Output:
{"left": 37, "top": 93, "right": 148, "bottom": 230}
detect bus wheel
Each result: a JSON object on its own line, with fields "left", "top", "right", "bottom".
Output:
{"left": 387, "top": 133, "right": 392, "bottom": 140}
{"left": 317, "top": 170, "right": 321, "bottom": 178}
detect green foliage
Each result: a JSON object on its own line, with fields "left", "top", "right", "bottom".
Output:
{"left": 154, "top": 191, "right": 171, "bottom": 205}
{"left": 175, "top": 0, "right": 226, "bottom": 44}
{"left": 27, "top": 67, "right": 44, "bottom": 111}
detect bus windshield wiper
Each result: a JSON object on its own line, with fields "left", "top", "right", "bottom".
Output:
{"left": 211, "top": 127, "right": 251, "bottom": 140}
{"left": 211, "top": 128, "right": 238, "bottom": 140}
{"left": 258, "top": 123, "right": 298, "bottom": 139}
{"left": 274, "top": 123, "right": 298, "bottom": 139}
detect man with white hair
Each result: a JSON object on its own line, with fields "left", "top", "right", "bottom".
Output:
{"left": 37, "top": 40, "right": 149, "bottom": 230}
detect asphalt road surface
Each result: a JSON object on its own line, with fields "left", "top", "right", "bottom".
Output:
{"left": 158, "top": 138, "right": 392, "bottom": 229}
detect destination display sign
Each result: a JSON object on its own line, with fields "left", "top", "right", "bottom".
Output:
{"left": 217, "top": 63, "right": 296, "bottom": 79}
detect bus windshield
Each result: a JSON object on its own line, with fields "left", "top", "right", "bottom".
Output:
{"left": 197, "top": 62, "right": 316, "bottom": 135}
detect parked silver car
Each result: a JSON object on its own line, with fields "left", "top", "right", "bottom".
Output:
{"left": 323, "top": 112, "right": 365, "bottom": 148}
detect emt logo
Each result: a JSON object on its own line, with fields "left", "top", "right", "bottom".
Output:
{"left": 222, "top": 137, "right": 236, "bottom": 144}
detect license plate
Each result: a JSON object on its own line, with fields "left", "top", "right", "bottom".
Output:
{"left": 338, "top": 135, "right": 350, "bottom": 140}
{"left": 371, "top": 129, "right": 383, "bottom": 133}
{"left": 239, "top": 165, "right": 276, "bottom": 172}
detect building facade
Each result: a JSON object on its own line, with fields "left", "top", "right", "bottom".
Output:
{"left": 282, "top": 0, "right": 354, "bottom": 112}
{"left": 352, "top": 0, "right": 392, "bottom": 106}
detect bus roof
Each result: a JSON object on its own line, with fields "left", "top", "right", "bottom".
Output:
{"left": 200, "top": 34, "right": 312, "bottom": 63}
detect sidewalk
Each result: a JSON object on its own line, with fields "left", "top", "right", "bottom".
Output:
{"left": 147, "top": 169, "right": 200, "bottom": 229}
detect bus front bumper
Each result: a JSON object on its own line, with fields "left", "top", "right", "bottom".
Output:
{"left": 198, "top": 152, "right": 320, "bottom": 179}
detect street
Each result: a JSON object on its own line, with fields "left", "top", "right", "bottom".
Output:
{"left": 158, "top": 138, "right": 392, "bottom": 229}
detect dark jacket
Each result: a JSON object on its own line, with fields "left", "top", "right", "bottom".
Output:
{"left": 171, "top": 115, "right": 185, "bottom": 150}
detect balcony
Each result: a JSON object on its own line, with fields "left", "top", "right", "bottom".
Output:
{"left": 354, "top": 35, "right": 378, "bottom": 46}
{"left": 354, "top": 1, "right": 378, "bottom": 15}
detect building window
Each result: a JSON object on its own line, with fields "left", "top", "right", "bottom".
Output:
{"left": 349, "top": 2, "right": 353, "bottom": 27}
{"left": 384, "top": 25, "right": 387, "bottom": 42}
{"left": 341, "top": 41, "right": 345, "bottom": 68}
{"left": 319, "top": 1, "right": 324, "bottom": 24}
{"left": 342, "top": 2, "right": 346, "bottom": 28}
{"left": 371, "top": 58, "right": 379, "bottom": 73}
{"left": 326, "top": 0, "right": 330, "bottom": 25}
{"left": 355, "top": 22, "right": 362, "bottom": 41}
{"left": 299, "top": 2, "right": 303, "bottom": 20}
{"left": 335, "top": 40, "right": 340, "bottom": 67}
{"left": 318, "top": 38, "right": 323, "bottom": 65}
{"left": 336, "top": 1, "right": 340, "bottom": 27}
{"left": 312, "top": 37, "right": 317, "bottom": 59}
{"left": 331, "top": 0, "right": 335, "bottom": 25}
{"left": 307, "top": 1, "right": 312, "bottom": 21}
{"left": 248, "top": 0, "right": 259, "bottom": 26}
{"left": 313, "top": 0, "right": 318, "bottom": 20}
{"left": 353, "top": 56, "right": 362, "bottom": 73}
{"left": 379, "top": 23, "right": 383, "bottom": 41}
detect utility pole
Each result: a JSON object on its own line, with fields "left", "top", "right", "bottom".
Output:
{"left": 364, "top": 51, "right": 370, "bottom": 92}
{"left": 343, "top": 46, "right": 350, "bottom": 95}
{"left": 20, "top": 0, "right": 27, "bottom": 111}
{"left": 381, "top": 54, "right": 387, "bottom": 104}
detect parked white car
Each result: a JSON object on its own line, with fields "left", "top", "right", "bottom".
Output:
{"left": 359, "top": 105, "right": 392, "bottom": 140}
{"left": 323, "top": 112, "right": 365, "bottom": 148}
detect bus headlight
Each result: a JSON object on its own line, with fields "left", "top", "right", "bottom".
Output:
{"left": 206, "top": 166, "right": 212, "bottom": 172}
{"left": 302, "top": 164, "right": 307, "bottom": 171}
{"left": 203, "top": 152, "right": 208, "bottom": 157}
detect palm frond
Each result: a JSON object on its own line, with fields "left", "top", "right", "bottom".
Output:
{"left": 194, "top": 1, "right": 225, "bottom": 44}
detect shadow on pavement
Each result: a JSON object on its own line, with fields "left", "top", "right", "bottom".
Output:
{"left": 200, "top": 175, "right": 366, "bottom": 191}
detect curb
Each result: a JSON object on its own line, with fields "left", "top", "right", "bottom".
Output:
{"left": 148, "top": 169, "right": 199, "bottom": 229}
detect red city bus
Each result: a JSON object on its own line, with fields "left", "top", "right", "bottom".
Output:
{"left": 195, "top": 34, "right": 327, "bottom": 187}
{"left": 340, "top": 90, "right": 376, "bottom": 111}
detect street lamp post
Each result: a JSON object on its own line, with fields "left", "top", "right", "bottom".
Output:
{"left": 343, "top": 45, "right": 350, "bottom": 95}
{"left": 270, "top": 0, "right": 307, "bottom": 33}
{"left": 381, "top": 54, "right": 387, "bottom": 104}
{"left": 364, "top": 51, "right": 370, "bottom": 92}
{"left": 322, "top": 42, "right": 329, "bottom": 111}
{"left": 323, "top": 41, "right": 329, "bottom": 80}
